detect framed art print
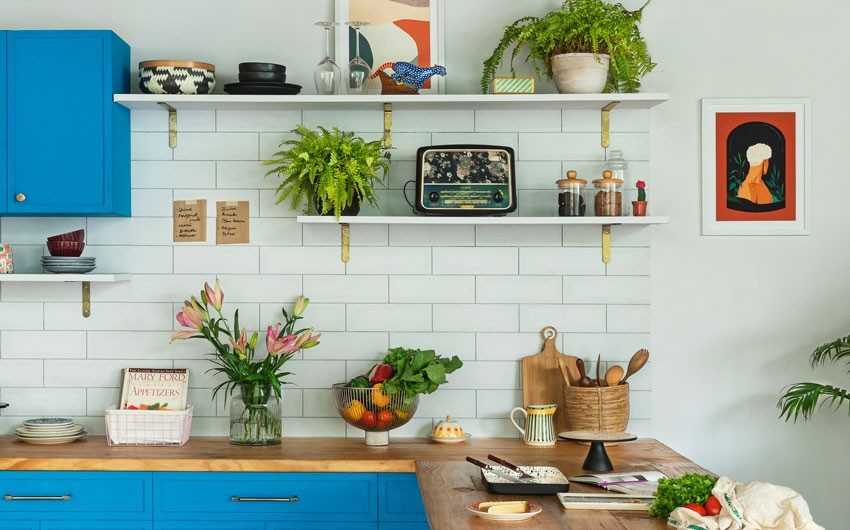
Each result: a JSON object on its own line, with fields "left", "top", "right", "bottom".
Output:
{"left": 335, "top": 0, "right": 445, "bottom": 94}
{"left": 702, "top": 98, "right": 811, "bottom": 235}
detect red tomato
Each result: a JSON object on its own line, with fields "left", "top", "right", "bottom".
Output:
{"left": 361, "top": 411, "right": 378, "bottom": 428}
{"left": 704, "top": 495, "right": 721, "bottom": 516}
{"left": 377, "top": 409, "right": 394, "bottom": 424}
{"left": 683, "top": 503, "right": 707, "bottom": 516}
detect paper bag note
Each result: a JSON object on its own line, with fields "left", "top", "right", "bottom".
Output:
{"left": 216, "top": 201, "right": 250, "bottom": 244}
{"left": 173, "top": 200, "right": 207, "bottom": 242}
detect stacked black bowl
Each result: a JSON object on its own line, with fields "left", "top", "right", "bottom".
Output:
{"left": 224, "top": 63, "right": 302, "bottom": 95}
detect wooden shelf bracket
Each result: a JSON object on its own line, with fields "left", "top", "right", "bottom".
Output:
{"left": 382, "top": 103, "right": 393, "bottom": 149}
{"left": 82, "top": 281, "right": 92, "bottom": 318}
{"left": 158, "top": 102, "right": 178, "bottom": 148}
{"left": 601, "top": 101, "right": 620, "bottom": 149}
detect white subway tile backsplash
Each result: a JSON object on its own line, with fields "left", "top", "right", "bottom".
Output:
{"left": 175, "top": 133, "right": 259, "bottom": 161}
{"left": 346, "top": 304, "right": 431, "bottom": 332}
{"left": 390, "top": 275, "right": 475, "bottom": 303}
{"left": 346, "top": 247, "right": 431, "bottom": 275}
{"left": 0, "top": 108, "right": 656, "bottom": 437}
{"left": 433, "top": 304, "right": 518, "bottom": 332}
{"left": 433, "top": 247, "right": 518, "bottom": 275}
{"left": 303, "top": 275, "right": 388, "bottom": 303}
{"left": 476, "top": 276, "right": 562, "bottom": 304}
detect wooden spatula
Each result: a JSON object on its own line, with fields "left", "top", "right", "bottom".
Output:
{"left": 521, "top": 326, "right": 579, "bottom": 434}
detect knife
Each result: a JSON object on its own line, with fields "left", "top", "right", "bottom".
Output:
{"left": 487, "top": 454, "right": 535, "bottom": 480}
{"left": 465, "top": 457, "right": 528, "bottom": 484}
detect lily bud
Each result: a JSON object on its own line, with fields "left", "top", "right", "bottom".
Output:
{"left": 204, "top": 279, "right": 224, "bottom": 311}
{"left": 292, "top": 295, "right": 309, "bottom": 317}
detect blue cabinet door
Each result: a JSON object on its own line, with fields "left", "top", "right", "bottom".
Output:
{"left": 267, "top": 524, "right": 377, "bottom": 530}
{"left": 0, "top": 523, "right": 37, "bottom": 530}
{"left": 0, "top": 31, "right": 6, "bottom": 214}
{"left": 42, "top": 522, "right": 152, "bottom": 530}
{"left": 378, "top": 474, "right": 427, "bottom": 523}
{"left": 5, "top": 30, "right": 130, "bottom": 216}
{"left": 155, "top": 524, "right": 264, "bottom": 530}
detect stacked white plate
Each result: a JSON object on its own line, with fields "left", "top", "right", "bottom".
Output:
{"left": 15, "top": 417, "right": 86, "bottom": 444}
{"left": 41, "top": 256, "right": 96, "bottom": 274}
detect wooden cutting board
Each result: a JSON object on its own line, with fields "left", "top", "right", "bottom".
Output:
{"left": 521, "top": 326, "right": 579, "bottom": 435}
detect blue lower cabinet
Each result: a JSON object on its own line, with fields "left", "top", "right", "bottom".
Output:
{"left": 378, "top": 474, "right": 427, "bottom": 524}
{"left": 154, "top": 524, "right": 264, "bottom": 530}
{"left": 378, "top": 524, "right": 430, "bottom": 530}
{"left": 41, "top": 523, "right": 152, "bottom": 530}
{"left": 154, "top": 472, "right": 378, "bottom": 522}
{"left": 0, "top": 471, "right": 152, "bottom": 520}
{"left": 267, "top": 524, "right": 377, "bottom": 530}
{"left": 0, "top": 523, "right": 37, "bottom": 530}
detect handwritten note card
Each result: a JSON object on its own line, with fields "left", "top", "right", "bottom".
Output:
{"left": 172, "top": 200, "right": 207, "bottom": 242}
{"left": 216, "top": 201, "right": 250, "bottom": 244}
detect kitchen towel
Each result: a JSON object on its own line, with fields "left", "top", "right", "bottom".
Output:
{"left": 667, "top": 476, "right": 823, "bottom": 530}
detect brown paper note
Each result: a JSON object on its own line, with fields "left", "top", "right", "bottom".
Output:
{"left": 216, "top": 201, "right": 250, "bottom": 244}
{"left": 173, "top": 200, "right": 207, "bottom": 242}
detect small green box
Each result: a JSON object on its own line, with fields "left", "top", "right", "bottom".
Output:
{"left": 493, "top": 77, "right": 535, "bottom": 94}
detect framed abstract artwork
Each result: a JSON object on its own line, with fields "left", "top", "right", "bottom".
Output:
{"left": 702, "top": 98, "right": 811, "bottom": 235}
{"left": 335, "top": 0, "right": 445, "bottom": 94}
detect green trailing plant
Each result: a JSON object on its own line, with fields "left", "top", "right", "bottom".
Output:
{"left": 263, "top": 125, "right": 390, "bottom": 219}
{"left": 778, "top": 333, "right": 850, "bottom": 422}
{"left": 481, "top": 0, "right": 655, "bottom": 94}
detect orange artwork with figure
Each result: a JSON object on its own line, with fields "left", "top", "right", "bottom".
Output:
{"left": 715, "top": 112, "right": 797, "bottom": 222}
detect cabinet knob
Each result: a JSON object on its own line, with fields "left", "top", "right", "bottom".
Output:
{"left": 15, "top": 193, "right": 26, "bottom": 203}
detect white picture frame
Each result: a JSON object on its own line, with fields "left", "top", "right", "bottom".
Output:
{"left": 701, "top": 98, "right": 811, "bottom": 236}
{"left": 334, "top": 0, "right": 445, "bottom": 94}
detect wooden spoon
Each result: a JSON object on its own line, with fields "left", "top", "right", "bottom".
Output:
{"left": 557, "top": 356, "right": 572, "bottom": 387}
{"left": 604, "top": 365, "right": 625, "bottom": 387}
{"left": 620, "top": 349, "right": 649, "bottom": 385}
{"left": 576, "top": 358, "right": 593, "bottom": 387}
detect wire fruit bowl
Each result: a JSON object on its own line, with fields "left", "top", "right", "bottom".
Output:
{"left": 332, "top": 384, "right": 419, "bottom": 446}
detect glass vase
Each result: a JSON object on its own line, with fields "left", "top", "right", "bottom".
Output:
{"left": 229, "top": 383, "right": 282, "bottom": 446}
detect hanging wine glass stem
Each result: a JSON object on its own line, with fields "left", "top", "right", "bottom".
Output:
{"left": 354, "top": 26, "right": 361, "bottom": 59}
{"left": 324, "top": 26, "right": 332, "bottom": 60}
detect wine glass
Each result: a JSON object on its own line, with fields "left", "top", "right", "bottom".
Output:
{"left": 314, "top": 21, "right": 341, "bottom": 95}
{"left": 345, "top": 21, "right": 372, "bottom": 95}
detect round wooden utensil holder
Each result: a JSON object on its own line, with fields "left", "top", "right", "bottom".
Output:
{"left": 564, "top": 383, "right": 629, "bottom": 432}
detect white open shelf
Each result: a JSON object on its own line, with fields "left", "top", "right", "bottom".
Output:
{"left": 114, "top": 93, "right": 669, "bottom": 111}
{"left": 0, "top": 274, "right": 130, "bottom": 283}
{"left": 297, "top": 216, "right": 669, "bottom": 226}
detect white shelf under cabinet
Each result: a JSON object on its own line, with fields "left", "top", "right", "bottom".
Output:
{"left": 114, "top": 93, "right": 669, "bottom": 111}
{"left": 0, "top": 274, "right": 131, "bottom": 317}
{"left": 296, "top": 216, "right": 669, "bottom": 225}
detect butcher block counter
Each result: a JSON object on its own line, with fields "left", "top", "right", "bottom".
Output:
{"left": 0, "top": 437, "right": 708, "bottom": 529}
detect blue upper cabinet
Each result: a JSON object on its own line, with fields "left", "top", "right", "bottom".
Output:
{"left": 0, "top": 31, "right": 7, "bottom": 215}
{"left": 4, "top": 30, "right": 130, "bottom": 216}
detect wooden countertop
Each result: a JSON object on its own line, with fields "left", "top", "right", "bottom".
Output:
{"left": 0, "top": 437, "right": 708, "bottom": 529}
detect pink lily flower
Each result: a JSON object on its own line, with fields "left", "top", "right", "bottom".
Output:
{"left": 231, "top": 328, "right": 250, "bottom": 359}
{"left": 294, "top": 328, "right": 321, "bottom": 349}
{"left": 204, "top": 279, "right": 224, "bottom": 311}
{"left": 176, "top": 299, "right": 205, "bottom": 330}
{"left": 266, "top": 324, "right": 299, "bottom": 356}
{"left": 170, "top": 330, "right": 197, "bottom": 342}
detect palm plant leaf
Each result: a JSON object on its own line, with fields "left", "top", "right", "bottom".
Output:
{"left": 778, "top": 383, "right": 850, "bottom": 422}
{"left": 810, "top": 333, "right": 850, "bottom": 369}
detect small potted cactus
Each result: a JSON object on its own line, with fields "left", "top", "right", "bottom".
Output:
{"left": 632, "top": 180, "right": 648, "bottom": 216}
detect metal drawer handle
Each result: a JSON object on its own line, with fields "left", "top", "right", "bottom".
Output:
{"left": 4, "top": 495, "right": 72, "bottom": 501}
{"left": 231, "top": 495, "right": 299, "bottom": 503}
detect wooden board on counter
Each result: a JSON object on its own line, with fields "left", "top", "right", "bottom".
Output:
{"left": 0, "top": 437, "right": 703, "bottom": 474}
{"left": 521, "top": 326, "right": 579, "bottom": 434}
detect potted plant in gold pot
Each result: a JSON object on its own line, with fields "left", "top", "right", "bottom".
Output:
{"left": 481, "top": 0, "right": 655, "bottom": 94}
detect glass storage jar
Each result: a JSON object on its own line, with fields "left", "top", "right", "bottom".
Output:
{"left": 592, "top": 170, "right": 624, "bottom": 216}
{"left": 556, "top": 170, "right": 587, "bottom": 217}
{"left": 604, "top": 149, "right": 629, "bottom": 183}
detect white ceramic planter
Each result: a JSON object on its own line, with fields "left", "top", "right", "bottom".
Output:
{"left": 550, "top": 53, "right": 610, "bottom": 94}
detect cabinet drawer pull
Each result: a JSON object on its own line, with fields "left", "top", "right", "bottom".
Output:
{"left": 15, "top": 193, "right": 26, "bottom": 203}
{"left": 4, "top": 494, "right": 72, "bottom": 501}
{"left": 231, "top": 495, "right": 299, "bottom": 503}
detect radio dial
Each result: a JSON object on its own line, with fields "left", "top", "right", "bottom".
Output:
{"left": 429, "top": 192, "right": 440, "bottom": 203}
{"left": 493, "top": 191, "right": 504, "bottom": 203}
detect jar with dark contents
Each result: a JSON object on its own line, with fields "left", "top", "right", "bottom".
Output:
{"left": 556, "top": 170, "right": 586, "bottom": 216}
{"left": 592, "top": 170, "right": 624, "bottom": 216}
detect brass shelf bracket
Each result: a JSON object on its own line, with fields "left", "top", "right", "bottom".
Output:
{"left": 601, "top": 101, "right": 620, "bottom": 149}
{"left": 601, "top": 225, "right": 612, "bottom": 264}
{"left": 382, "top": 103, "right": 393, "bottom": 149}
{"left": 82, "top": 281, "right": 91, "bottom": 318}
{"left": 158, "top": 102, "right": 178, "bottom": 149}
{"left": 340, "top": 224, "right": 351, "bottom": 263}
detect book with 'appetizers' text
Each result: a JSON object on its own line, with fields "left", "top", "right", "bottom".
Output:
{"left": 119, "top": 368, "right": 189, "bottom": 411}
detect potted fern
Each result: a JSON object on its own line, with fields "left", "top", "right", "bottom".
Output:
{"left": 778, "top": 334, "right": 850, "bottom": 422}
{"left": 264, "top": 125, "right": 390, "bottom": 218}
{"left": 481, "top": 0, "right": 655, "bottom": 94}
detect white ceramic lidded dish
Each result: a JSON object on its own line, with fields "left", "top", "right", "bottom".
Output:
{"left": 429, "top": 415, "right": 470, "bottom": 443}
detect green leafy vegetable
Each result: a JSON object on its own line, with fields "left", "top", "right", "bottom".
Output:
{"left": 649, "top": 473, "right": 717, "bottom": 519}
{"left": 381, "top": 347, "right": 463, "bottom": 405}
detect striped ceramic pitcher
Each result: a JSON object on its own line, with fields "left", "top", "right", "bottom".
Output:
{"left": 510, "top": 404, "right": 557, "bottom": 446}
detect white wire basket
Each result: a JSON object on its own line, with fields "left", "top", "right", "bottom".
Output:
{"left": 104, "top": 405, "right": 194, "bottom": 446}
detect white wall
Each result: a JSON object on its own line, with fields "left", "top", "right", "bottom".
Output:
{"left": 1, "top": 0, "right": 846, "bottom": 527}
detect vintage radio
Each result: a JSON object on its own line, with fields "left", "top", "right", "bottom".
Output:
{"left": 413, "top": 145, "right": 517, "bottom": 216}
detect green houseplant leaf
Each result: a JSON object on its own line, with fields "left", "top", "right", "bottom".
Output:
{"left": 263, "top": 125, "right": 390, "bottom": 219}
{"left": 480, "top": 0, "right": 655, "bottom": 94}
{"left": 778, "top": 333, "right": 850, "bottom": 422}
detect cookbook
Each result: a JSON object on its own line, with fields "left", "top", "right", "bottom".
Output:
{"left": 119, "top": 368, "right": 189, "bottom": 411}
{"left": 568, "top": 471, "right": 666, "bottom": 496}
